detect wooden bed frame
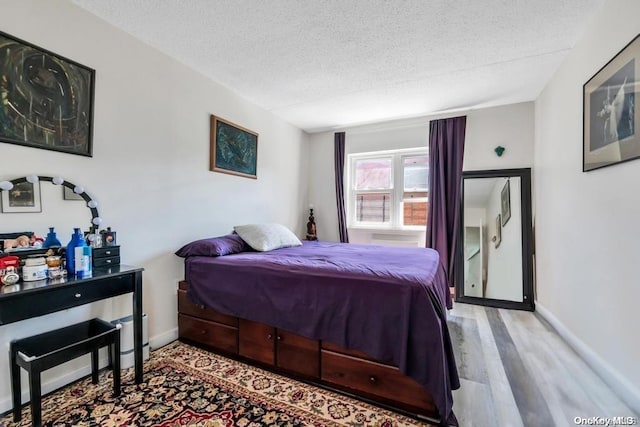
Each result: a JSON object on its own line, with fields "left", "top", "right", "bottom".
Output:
{"left": 177, "top": 281, "right": 442, "bottom": 423}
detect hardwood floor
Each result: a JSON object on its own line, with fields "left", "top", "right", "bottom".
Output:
{"left": 448, "top": 303, "right": 638, "bottom": 427}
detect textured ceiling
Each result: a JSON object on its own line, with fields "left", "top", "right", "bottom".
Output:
{"left": 72, "top": 0, "right": 605, "bottom": 132}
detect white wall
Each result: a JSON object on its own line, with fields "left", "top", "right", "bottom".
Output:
{"left": 308, "top": 102, "right": 534, "bottom": 242}
{"left": 0, "top": 0, "right": 309, "bottom": 411}
{"left": 463, "top": 102, "right": 535, "bottom": 171}
{"left": 485, "top": 178, "right": 523, "bottom": 302}
{"left": 346, "top": 125, "right": 429, "bottom": 155}
{"left": 463, "top": 208, "right": 487, "bottom": 298}
{"left": 534, "top": 0, "right": 640, "bottom": 412}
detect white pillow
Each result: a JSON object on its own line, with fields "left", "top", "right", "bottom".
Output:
{"left": 233, "top": 223, "right": 302, "bottom": 252}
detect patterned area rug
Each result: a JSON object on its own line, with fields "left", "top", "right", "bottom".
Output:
{"left": 1, "top": 341, "right": 432, "bottom": 426}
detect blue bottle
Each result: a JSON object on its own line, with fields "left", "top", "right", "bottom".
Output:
{"left": 43, "top": 227, "right": 62, "bottom": 248}
{"left": 65, "top": 228, "right": 83, "bottom": 276}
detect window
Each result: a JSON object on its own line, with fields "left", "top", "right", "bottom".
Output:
{"left": 348, "top": 149, "right": 428, "bottom": 229}
{"left": 402, "top": 155, "right": 429, "bottom": 226}
{"left": 353, "top": 157, "right": 392, "bottom": 224}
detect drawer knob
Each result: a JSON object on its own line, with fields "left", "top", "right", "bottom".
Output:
{"left": 267, "top": 334, "right": 273, "bottom": 340}
{"left": 199, "top": 305, "right": 205, "bottom": 310}
{"left": 105, "top": 251, "right": 111, "bottom": 255}
{"left": 74, "top": 293, "right": 82, "bottom": 298}
{"left": 276, "top": 335, "right": 282, "bottom": 341}
{"left": 105, "top": 259, "right": 112, "bottom": 264}
{"left": 369, "top": 376, "right": 377, "bottom": 384}
{"left": 200, "top": 329, "right": 207, "bottom": 335}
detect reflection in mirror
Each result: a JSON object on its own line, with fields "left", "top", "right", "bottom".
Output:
{"left": 0, "top": 176, "right": 100, "bottom": 248}
{"left": 456, "top": 168, "right": 534, "bottom": 311}
{"left": 464, "top": 177, "right": 522, "bottom": 301}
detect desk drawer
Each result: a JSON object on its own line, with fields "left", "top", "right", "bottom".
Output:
{"left": 321, "top": 350, "right": 433, "bottom": 410}
{"left": 0, "top": 275, "right": 134, "bottom": 325}
{"left": 93, "top": 246, "right": 121, "bottom": 269}
{"left": 93, "top": 256, "right": 120, "bottom": 268}
{"left": 179, "top": 314, "right": 238, "bottom": 355}
{"left": 93, "top": 247, "right": 120, "bottom": 258}
{"left": 57, "top": 276, "right": 133, "bottom": 308}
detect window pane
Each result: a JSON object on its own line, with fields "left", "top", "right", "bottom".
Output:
{"left": 403, "top": 155, "right": 428, "bottom": 191}
{"left": 403, "top": 199, "right": 428, "bottom": 226}
{"left": 355, "top": 158, "right": 392, "bottom": 190}
{"left": 355, "top": 192, "right": 391, "bottom": 223}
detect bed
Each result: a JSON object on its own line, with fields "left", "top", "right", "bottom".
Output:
{"left": 178, "top": 239, "right": 459, "bottom": 425}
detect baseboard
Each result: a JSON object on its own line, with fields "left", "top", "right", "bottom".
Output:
{"left": 149, "top": 327, "right": 178, "bottom": 350}
{"left": 536, "top": 302, "right": 640, "bottom": 415}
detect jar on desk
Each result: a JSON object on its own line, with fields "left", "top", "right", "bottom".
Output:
{"left": 0, "top": 255, "right": 20, "bottom": 284}
{"left": 23, "top": 257, "right": 47, "bottom": 282}
{"left": 46, "top": 255, "right": 65, "bottom": 280}
{"left": 1, "top": 266, "right": 20, "bottom": 286}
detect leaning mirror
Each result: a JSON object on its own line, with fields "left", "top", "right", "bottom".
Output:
{"left": 455, "top": 168, "right": 534, "bottom": 311}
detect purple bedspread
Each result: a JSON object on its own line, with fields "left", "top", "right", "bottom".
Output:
{"left": 185, "top": 241, "right": 459, "bottom": 425}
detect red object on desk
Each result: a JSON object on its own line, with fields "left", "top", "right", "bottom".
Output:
{"left": 0, "top": 256, "right": 20, "bottom": 271}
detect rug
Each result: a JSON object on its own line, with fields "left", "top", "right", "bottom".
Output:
{"left": 1, "top": 341, "right": 432, "bottom": 426}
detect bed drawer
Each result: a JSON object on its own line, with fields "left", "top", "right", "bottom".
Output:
{"left": 178, "top": 314, "right": 238, "bottom": 354}
{"left": 276, "top": 330, "right": 320, "bottom": 379}
{"left": 321, "top": 340, "right": 377, "bottom": 361}
{"left": 177, "top": 289, "right": 238, "bottom": 327}
{"left": 239, "top": 319, "right": 275, "bottom": 365}
{"left": 321, "top": 350, "right": 434, "bottom": 411}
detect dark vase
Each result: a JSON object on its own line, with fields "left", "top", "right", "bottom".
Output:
{"left": 43, "top": 227, "right": 62, "bottom": 248}
{"left": 65, "top": 228, "right": 84, "bottom": 276}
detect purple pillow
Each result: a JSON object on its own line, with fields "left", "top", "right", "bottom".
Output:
{"left": 175, "top": 234, "right": 247, "bottom": 258}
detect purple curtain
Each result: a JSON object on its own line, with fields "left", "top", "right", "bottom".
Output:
{"left": 426, "top": 116, "right": 466, "bottom": 288}
{"left": 334, "top": 132, "right": 349, "bottom": 243}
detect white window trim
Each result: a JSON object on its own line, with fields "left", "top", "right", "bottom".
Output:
{"left": 347, "top": 147, "right": 428, "bottom": 231}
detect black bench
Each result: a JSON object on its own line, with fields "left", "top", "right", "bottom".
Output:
{"left": 10, "top": 318, "right": 121, "bottom": 427}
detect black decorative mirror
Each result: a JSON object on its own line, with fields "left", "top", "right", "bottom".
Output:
{"left": 455, "top": 168, "right": 534, "bottom": 311}
{"left": 0, "top": 175, "right": 102, "bottom": 251}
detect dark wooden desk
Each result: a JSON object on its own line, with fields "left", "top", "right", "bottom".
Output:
{"left": 0, "top": 265, "right": 144, "bottom": 384}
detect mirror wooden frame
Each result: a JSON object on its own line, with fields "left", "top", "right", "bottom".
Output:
{"left": 455, "top": 168, "right": 535, "bottom": 311}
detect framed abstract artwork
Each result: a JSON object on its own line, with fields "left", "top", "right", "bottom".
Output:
{"left": 584, "top": 34, "right": 640, "bottom": 172}
{"left": 0, "top": 31, "right": 95, "bottom": 157}
{"left": 210, "top": 115, "right": 258, "bottom": 179}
